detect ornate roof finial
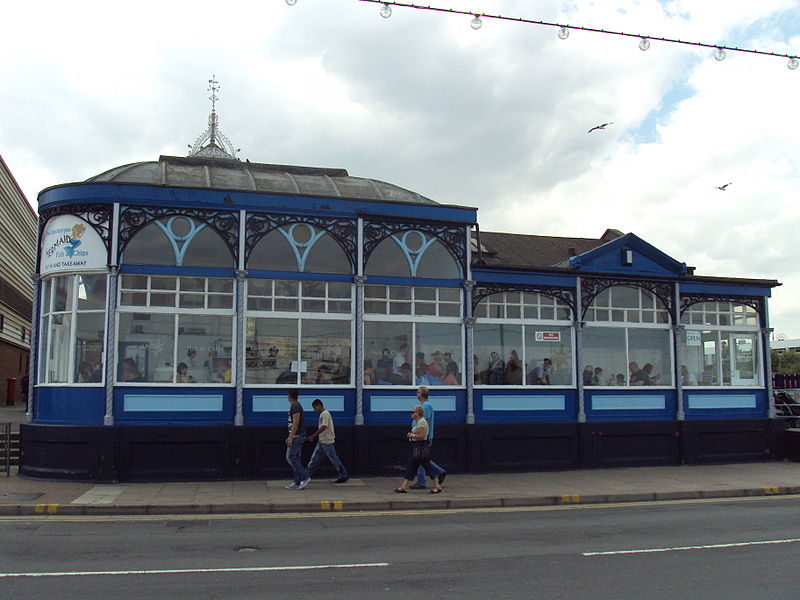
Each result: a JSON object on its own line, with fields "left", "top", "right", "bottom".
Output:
{"left": 187, "top": 75, "right": 241, "bottom": 160}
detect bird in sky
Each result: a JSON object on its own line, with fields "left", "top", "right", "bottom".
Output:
{"left": 588, "top": 122, "right": 614, "bottom": 133}
{"left": 715, "top": 182, "right": 733, "bottom": 191}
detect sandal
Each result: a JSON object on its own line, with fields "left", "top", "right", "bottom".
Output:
{"left": 393, "top": 487, "right": 407, "bottom": 493}
{"left": 429, "top": 487, "right": 443, "bottom": 494}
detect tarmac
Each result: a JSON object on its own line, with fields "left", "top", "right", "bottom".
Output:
{"left": 3, "top": 402, "right": 800, "bottom": 517}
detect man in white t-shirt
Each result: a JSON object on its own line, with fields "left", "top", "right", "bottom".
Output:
{"left": 305, "top": 399, "right": 349, "bottom": 483}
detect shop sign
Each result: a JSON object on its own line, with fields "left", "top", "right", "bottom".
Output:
{"left": 535, "top": 331, "right": 561, "bottom": 342}
{"left": 40, "top": 215, "right": 106, "bottom": 274}
{"left": 686, "top": 330, "right": 702, "bottom": 346}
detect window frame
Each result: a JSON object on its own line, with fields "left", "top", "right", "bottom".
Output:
{"left": 116, "top": 274, "right": 236, "bottom": 386}
{"left": 244, "top": 278, "right": 355, "bottom": 387}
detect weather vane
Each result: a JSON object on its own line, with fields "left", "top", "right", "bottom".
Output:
{"left": 188, "top": 74, "right": 241, "bottom": 159}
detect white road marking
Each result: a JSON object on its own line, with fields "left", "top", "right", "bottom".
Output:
{"left": 583, "top": 538, "right": 800, "bottom": 556}
{"left": 0, "top": 562, "right": 390, "bottom": 579}
{"left": 70, "top": 485, "right": 128, "bottom": 505}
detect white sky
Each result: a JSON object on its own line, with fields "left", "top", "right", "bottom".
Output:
{"left": 2, "top": 0, "right": 799, "bottom": 336}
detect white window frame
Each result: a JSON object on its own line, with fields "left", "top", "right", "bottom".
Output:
{"left": 245, "top": 279, "right": 355, "bottom": 387}
{"left": 116, "top": 275, "right": 236, "bottom": 386}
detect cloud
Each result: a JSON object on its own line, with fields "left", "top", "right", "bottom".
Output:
{"left": 1, "top": 0, "right": 798, "bottom": 335}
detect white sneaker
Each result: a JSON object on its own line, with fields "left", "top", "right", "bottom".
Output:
{"left": 298, "top": 477, "right": 311, "bottom": 489}
{"left": 285, "top": 482, "right": 301, "bottom": 489}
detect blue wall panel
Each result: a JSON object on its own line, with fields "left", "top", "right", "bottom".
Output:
{"left": 474, "top": 388, "right": 577, "bottom": 423}
{"left": 684, "top": 388, "right": 767, "bottom": 420}
{"left": 35, "top": 386, "right": 106, "bottom": 425}
{"left": 244, "top": 388, "right": 355, "bottom": 425}
{"left": 363, "top": 389, "right": 465, "bottom": 424}
{"left": 585, "top": 389, "right": 676, "bottom": 422}
{"left": 113, "top": 387, "right": 235, "bottom": 425}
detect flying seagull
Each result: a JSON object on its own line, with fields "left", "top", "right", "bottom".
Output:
{"left": 715, "top": 182, "right": 733, "bottom": 191}
{"left": 588, "top": 122, "right": 614, "bottom": 133}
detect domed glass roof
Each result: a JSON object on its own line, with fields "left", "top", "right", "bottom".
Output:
{"left": 85, "top": 155, "right": 438, "bottom": 205}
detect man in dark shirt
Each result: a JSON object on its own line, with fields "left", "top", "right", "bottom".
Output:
{"left": 629, "top": 361, "right": 651, "bottom": 386}
{"left": 285, "top": 389, "right": 310, "bottom": 489}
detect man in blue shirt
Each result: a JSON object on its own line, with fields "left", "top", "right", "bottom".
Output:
{"left": 411, "top": 386, "right": 447, "bottom": 489}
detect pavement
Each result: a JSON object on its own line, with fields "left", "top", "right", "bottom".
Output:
{"left": 3, "top": 402, "right": 800, "bottom": 517}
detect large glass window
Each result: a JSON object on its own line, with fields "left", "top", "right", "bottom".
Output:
{"left": 247, "top": 226, "right": 352, "bottom": 274}
{"left": 365, "top": 234, "right": 461, "bottom": 279}
{"left": 474, "top": 292, "right": 574, "bottom": 386}
{"left": 117, "top": 275, "right": 234, "bottom": 384}
{"left": 364, "top": 285, "right": 463, "bottom": 386}
{"left": 39, "top": 273, "right": 107, "bottom": 384}
{"left": 245, "top": 279, "right": 353, "bottom": 385}
{"left": 582, "top": 286, "right": 672, "bottom": 386}
{"left": 679, "top": 301, "right": 761, "bottom": 387}
{"left": 122, "top": 217, "right": 234, "bottom": 268}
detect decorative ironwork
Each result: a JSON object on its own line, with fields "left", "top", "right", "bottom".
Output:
{"left": 187, "top": 76, "right": 240, "bottom": 159}
{"left": 245, "top": 213, "right": 357, "bottom": 270}
{"left": 580, "top": 277, "right": 674, "bottom": 319}
{"left": 363, "top": 220, "right": 467, "bottom": 275}
{"left": 680, "top": 294, "right": 764, "bottom": 322}
{"left": 118, "top": 206, "right": 239, "bottom": 264}
{"left": 39, "top": 203, "right": 113, "bottom": 247}
{"left": 472, "top": 283, "right": 576, "bottom": 315}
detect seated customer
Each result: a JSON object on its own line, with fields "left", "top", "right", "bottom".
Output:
{"left": 629, "top": 362, "right": 650, "bottom": 386}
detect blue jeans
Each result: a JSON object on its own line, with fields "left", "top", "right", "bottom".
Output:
{"left": 306, "top": 441, "right": 348, "bottom": 479}
{"left": 286, "top": 434, "right": 308, "bottom": 484}
{"left": 416, "top": 440, "right": 444, "bottom": 486}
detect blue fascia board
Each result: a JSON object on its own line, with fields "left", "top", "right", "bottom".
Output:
{"left": 679, "top": 281, "right": 773, "bottom": 297}
{"left": 245, "top": 270, "right": 354, "bottom": 282}
{"left": 471, "top": 270, "right": 577, "bottom": 287}
{"left": 120, "top": 265, "right": 235, "bottom": 277}
{"left": 365, "top": 276, "right": 463, "bottom": 287}
{"left": 38, "top": 183, "right": 478, "bottom": 225}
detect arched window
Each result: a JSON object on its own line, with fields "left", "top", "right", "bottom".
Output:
{"left": 123, "top": 217, "right": 233, "bottom": 268}
{"left": 365, "top": 233, "right": 461, "bottom": 278}
{"left": 248, "top": 226, "right": 351, "bottom": 274}
{"left": 582, "top": 285, "right": 673, "bottom": 387}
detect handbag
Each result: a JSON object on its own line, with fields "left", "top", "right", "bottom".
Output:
{"left": 411, "top": 440, "right": 430, "bottom": 461}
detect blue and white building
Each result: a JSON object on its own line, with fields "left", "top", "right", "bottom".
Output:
{"left": 22, "top": 109, "right": 782, "bottom": 481}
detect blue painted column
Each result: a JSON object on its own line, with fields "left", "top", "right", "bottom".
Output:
{"left": 575, "top": 277, "right": 586, "bottom": 422}
{"left": 103, "top": 266, "right": 119, "bottom": 425}
{"left": 674, "top": 283, "right": 685, "bottom": 421}
{"left": 464, "top": 280, "right": 475, "bottom": 424}
{"left": 25, "top": 273, "right": 40, "bottom": 424}
{"left": 355, "top": 217, "right": 365, "bottom": 425}
{"left": 234, "top": 269, "right": 246, "bottom": 426}
{"left": 763, "top": 299, "right": 776, "bottom": 419}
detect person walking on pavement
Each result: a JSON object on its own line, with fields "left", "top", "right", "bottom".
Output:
{"left": 305, "top": 399, "right": 349, "bottom": 483}
{"left": 393, "top": 404, "right": 443, "bottom": 494}
{"left": 285, "top": 389, "right": 311, "bottom": 490}
{"left": 411, "top": 386, "right": 447, "bottom": 489}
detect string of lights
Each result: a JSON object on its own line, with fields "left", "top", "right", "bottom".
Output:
{"left": 286, "top": 0, "right": 799, "bottom": 69}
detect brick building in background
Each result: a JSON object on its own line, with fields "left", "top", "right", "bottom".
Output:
{"left": 0, "top": 154, "right": 37, "bottom": 405}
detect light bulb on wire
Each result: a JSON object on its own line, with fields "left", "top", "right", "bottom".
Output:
{"left": 470, "top": 14, "right": 483, "bottom": 30}
{"left": 789, "top": 57, "right": 799, "bottom": 70}
{"left": 558, "top": 26, "right": 569, "bottom": 40}
{"left": 714, "top": 47, "right": 726, "bottom": 61}
{"left": 285, "top": 0, "right": 297, "bottom": 4}
{"left": 380, "top": 3, "right": 392, "bottom": 18}
{"left": 639, "top": 37, "right": 650, "bottom": 51}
